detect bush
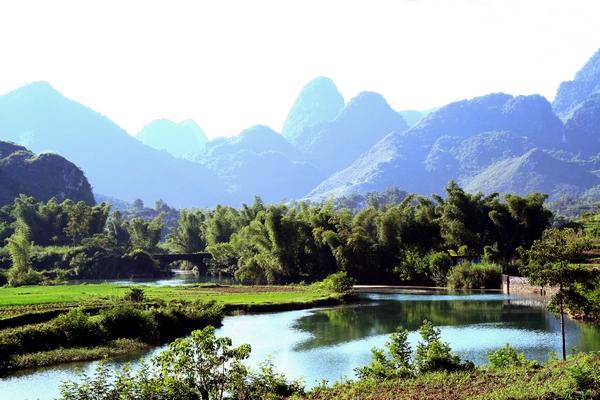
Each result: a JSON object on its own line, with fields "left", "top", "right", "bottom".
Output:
{"left": 427, "top": 252, "right": 453, "bottom": 286}
{"left": 0, "top": 269, "right": 7, "bottom": 286}
{"left": 315, "top": 271, "right": 356, "bottom": 293}
{"left": 355, "top": 327, "right": 413, "bottom": 381}
{"left": 446, "top": 262, "right": 502, "bottom": 289}
{"left": 395, "top": 250, "right": 429, "bottom": 283}
{"left": 151, "top": 300, "right": 224, "bottom": 338}
{"left": 8, "top": 269, "right": 44, "bottom": 287}
{"left": 567, "top": 353, "right": 600, "bottom": 394}
{"left": 243, "top": 359, "right": 304, "bottom": 399}
{"left": 51, "top": 308, "right": 101, "bottom": 347}
{"left": 0, "top": 311, "right": 100, "bottom": 360}
{"left": 123, "top": 287, "right": 146, "bottom": 302}
{"left": 414, "top": 320, "right": 473, "bottom": 373}
{"left": 100, "top": 305, "right": 158, "bottom": 342}
{"left": 487, "top": 344, "right": 532, "bottom": 369}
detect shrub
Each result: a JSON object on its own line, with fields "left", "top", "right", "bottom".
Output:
{"left": 100, "top": 305, "right": 158, "bottom": 342}
{"left": 123, "top": 287, "right": 146, "bottom": 302}
{"left": 414, "top": 320, "right": 472, "bottom": 373}
{"left": 487, "top": 344, "right": 532, "bottom": 369}
{"left": 567, "top": 353, "right": 600, "bottom": 394}
{"left": 446, "top": 262, "right": 502, "bottom": 289}
{"left": 427, "top": 252, "right": 453, "bottom": 286}
{"left": 242, "top": 359, "right": 304, "bottom": 399}
{"left": 51, "top": 308, "right": 101, "bottom": 347}
{"left": 315, "top": 271, "right": 356, "bottom": 293}
{"left": 355, "top": 327, "right": 413, "bottom": 381}
{"left": 8, "top": 269, "right": 44, "bottom": 287}
{"left": 395, "top": 250, "right": 429, "bottom": 283}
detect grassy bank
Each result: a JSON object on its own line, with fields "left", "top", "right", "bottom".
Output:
{"left": 0, "top": 283, "right": 337, "bottom": 308}
{"left": 8, "top": 339, "right": 148, "bottom": 370}
{"left": 0, "top": 281, "right": 346, "bottom": 373}
{"left": 301, "top": 353, "right": 600, "bottom": 400}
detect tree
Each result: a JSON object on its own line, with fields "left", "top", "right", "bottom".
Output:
{"left": 167, "top": 210, "right": 206, "bottom": 253}
{"left": 525, "top": 227, "right": 593, "bottom": 360}
{"left": 6, "top": 222, "right": 40, "bottom": 286}
{"left": 154, "top": 326, "right": 251, "bottom": 400}
{"left": 64, "top": 201, "right": 93, "bottom": 243}
{"left": 126, "top": 214, "right": 164, "bottom": 252}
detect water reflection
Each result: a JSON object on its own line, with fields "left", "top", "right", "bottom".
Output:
{"left": 292, "top": 292, "right": 562, "bottom": 350}
{"left": 2, "top": 290, "right": 600, "bottom": 400}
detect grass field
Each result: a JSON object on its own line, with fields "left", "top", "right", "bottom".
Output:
{"left": 0, "top": 283, "right": 337, "bottom": 316}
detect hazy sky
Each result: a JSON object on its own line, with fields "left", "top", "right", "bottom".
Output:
{"left": 1, "top": 0, "right": 599, "bottom": 139}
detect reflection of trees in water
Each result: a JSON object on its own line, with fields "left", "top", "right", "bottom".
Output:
{"left": 292, "top": 300, "right": 557, "bottom": 351}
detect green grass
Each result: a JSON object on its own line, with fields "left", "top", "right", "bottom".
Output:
{"left": 0, "top": 283, "right": 335, "bottom": 309}
{"left": 300, "top": 353, "right": 600, "bottom": 400}
{"left": 6, "top": 339, "right": 148, "bottom": 371}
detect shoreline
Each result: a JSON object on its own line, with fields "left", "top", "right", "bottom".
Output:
{"left": 0, "top": 289, "right": 348, "bottom": 374}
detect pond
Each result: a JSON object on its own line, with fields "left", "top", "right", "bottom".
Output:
{"left": 2, "top": 290, "right": 600, "bottom": 400}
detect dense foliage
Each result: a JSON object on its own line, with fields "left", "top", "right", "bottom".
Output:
{"left": 0, "top": 182, "right": 554, "bottom": 286}
{"left": 0, "top": 196, "right": 171, "bottom": 285}
{"left": 58, "top": 326, "right": 303, "bottom": 400}
{"left": 181, "top": 182, "right": 551, "bottom": 284}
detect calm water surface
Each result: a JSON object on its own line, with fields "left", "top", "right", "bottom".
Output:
{"left": 2, "top": 290, "right": 600, "bottom": 400}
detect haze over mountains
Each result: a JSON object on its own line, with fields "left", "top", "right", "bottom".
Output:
{"left": 1, "top": 47, "right": 600, "bottom": 207}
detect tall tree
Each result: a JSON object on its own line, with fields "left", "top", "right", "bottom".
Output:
{"left": 525, "top": 227, "right": 592, "bottom": 360}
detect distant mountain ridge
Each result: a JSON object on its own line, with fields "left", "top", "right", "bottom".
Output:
{"left": 0, "top": 141, "right": 94, "bottom": 205}
{"left": 3, "top": 46, "right": 600, "bottom": 207}
{"left": 281, "top": 77, "right": 345, "bottom": 147}
{"left": 307, "top": 93, "right": 567, "bottom": 200}
{"left": 296, "top": 91, "right": 408, "bottom": 174}
{"left": 465, "top": 148, "right": 600, "bottom": 200}
{"left": 0, "top": 82, "right": 226, "bottom": 207}
{"left": 553, "top": 48, "right": 600, "bottom": 120}
{"left": 195, "top": 125, "right": 324, "bottom": 203}
{"left": 136, "top": 119, "right": 208, "bottom": 159}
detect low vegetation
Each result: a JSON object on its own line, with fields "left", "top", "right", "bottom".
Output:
{"left": 0, "top": 276, "right": 348, "bottom": 372}
{"left": 57, "top": 323, "right": 600, "bottom": 400}
{"left": 446, "top": 262, "right": 502, "bottom": 289}
{"left": 0, "top": 293, "right": 223, "bottom": 373}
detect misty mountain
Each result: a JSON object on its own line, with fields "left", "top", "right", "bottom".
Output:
{"left": 553, "top": 48, "right": 600, "bottom": 121}
{"left": 0, "top": 82, "right": 226, "bottom": 207}
{"left": 564, "top": 94, "right": 600, "bottom": 157}
{"left": 136, "top": 119, "right": 208, "bottom": 159}
{"left": 465, "top": 148, "right": 600, "bottom": 200}
{"left": 195, "top": 125, "right": 324, "bottom": 203}
{"left": 399, "top": 109, "right": 437, "bottom": 127}
{"left": 281, "top": 77, "right": 344, "bottom": 148}
{"left": 307, "top": 93, "right": 567, "bottom": 200}
{"left": 0, "top": 141, "right": 94, "bottom": 205}
{"left": 297, "top": 91, "right": 409, "bottom": 175}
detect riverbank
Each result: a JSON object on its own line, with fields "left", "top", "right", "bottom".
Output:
{"left": 301, "top": 353, "right": 600, "bottom": 400}
{"left": 0, "top": 282, "right": 347, "bottom": 373}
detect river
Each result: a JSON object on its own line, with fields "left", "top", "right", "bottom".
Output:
{"left": 2, "top": 290, "right": 600, "bottom": 400}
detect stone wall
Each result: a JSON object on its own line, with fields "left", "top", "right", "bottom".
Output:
{"left": 501, "top": 274, "right": 559, "bottom": 297}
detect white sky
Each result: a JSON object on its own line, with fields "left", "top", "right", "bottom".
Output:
{"left": 1, "top": 0, "right": 599, "bottom": 139}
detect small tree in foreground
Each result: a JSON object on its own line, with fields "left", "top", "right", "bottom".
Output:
{"left": 356, "top": 320, "right": 472, "bottom": 381}
{"left": 524, "top": 227, "right": 593, "bottom": 360}
{"left": 59, "top": 326, "right": 303, "bottom": 400}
